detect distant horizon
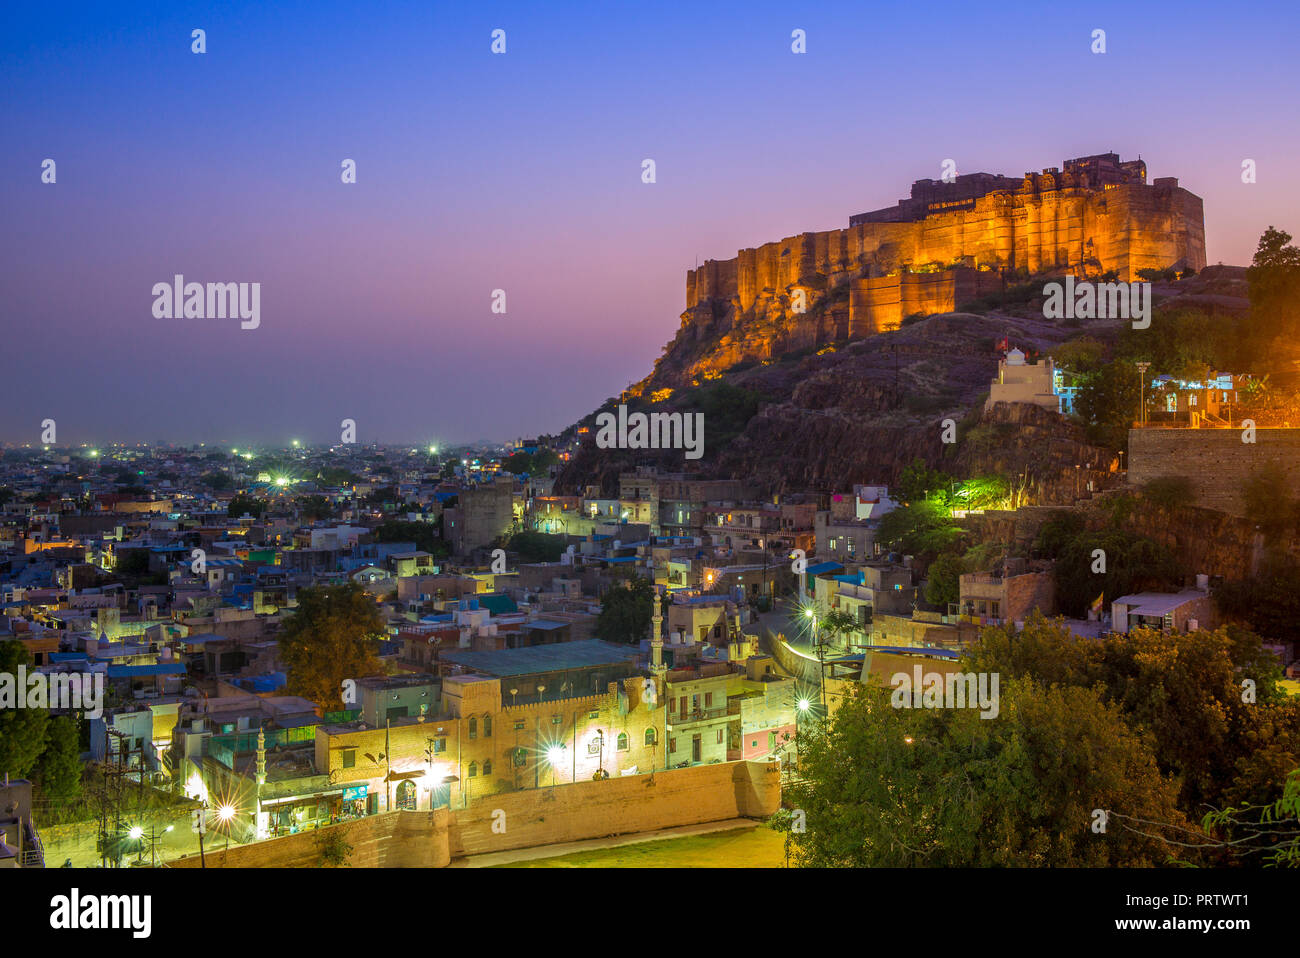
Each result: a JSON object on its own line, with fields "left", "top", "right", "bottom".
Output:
{"left": 5, "top": 1, "right": 1293, "bottom": 444}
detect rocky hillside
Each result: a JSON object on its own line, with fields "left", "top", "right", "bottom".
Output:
{"left": 555, "top": 271, "right": 1249, "bottom": 500}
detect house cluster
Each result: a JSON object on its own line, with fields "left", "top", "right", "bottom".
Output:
{"left": 3, "top": 431, "right": 1290, "bottom": 862}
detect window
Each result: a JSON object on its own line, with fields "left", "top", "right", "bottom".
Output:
{"left": 434, "top": 738, "right": 447, "bottom": 753}
{"left": 716, "top": 729, "right": 724, "bottom": 744}
{"left": 668, "top": 737, "right": 677, "bottom": 753}
{"left": 588, "top": 710, "right": 599, "bottom": 719}
{"left": 704, "top": 692, "right": 713, "bottom": 708}
{"left": 342, "top": 748, "right": 356, "bottom": 769}
{"left": 552, "top": 714, "right": 562, "bottom": 725}
{"left": 483, "top": 760, "right": 492, "bottom": 776}
{"left": 468, "top": 717, "right": 477, "bottom": 739}
{"left": 617, "top": 732, "right": 628, "bottom": 751}
{"left": 513, "top": 747, "right": 526, "bottom": 767}
{"left": 483, "top": 716, "right": 492, "bottom": 737}
{"left": 514, "top": 720, "right": 526, "bottom": 731}
{"left": 468, "top": 761, "right": 478, "bottom": 778}
{"left": 644, "top": 728, "right": 656, "bottom": 746}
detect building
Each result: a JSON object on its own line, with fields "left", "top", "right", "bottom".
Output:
{"left": 986, "top": 349, "right": 1061, "bottom": 413}
{"left": 1111, "top": 589, "right": 1217, "bottom": 635}
{"left": 0, "top": 778, "right": 44, "bottom": 868}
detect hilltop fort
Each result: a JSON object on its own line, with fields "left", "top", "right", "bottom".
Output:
{"left": 638, "top": 153, "right": 1205, "bottom": 393}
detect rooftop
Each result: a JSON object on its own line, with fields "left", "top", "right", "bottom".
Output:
{"left": 439, "top": 639, "right": 639, "bottom": 677}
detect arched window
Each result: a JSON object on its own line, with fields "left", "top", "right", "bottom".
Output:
{"left": 513, "top": 747, "right": 527, "bottom": 767}
{"left": 468, "top": 717, "right": 477, "bottom": 739}
{"left": 644, "top": 728, "right": 657, "bottom": 746}
{"left": 396, "top": 779, "right": 416, "bottom": 811}
{"left": 468, "top": 761, "right": 478, "bottom": 778}
{"left": 617, "top": 732, "right": 629, "bottom": 751}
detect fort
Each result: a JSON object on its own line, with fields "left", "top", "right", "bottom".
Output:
{"left": 648, "top": 153, "right": 1205, "bottom": 389}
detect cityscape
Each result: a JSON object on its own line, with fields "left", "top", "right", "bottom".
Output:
{"left": 3, "top": 0, "right": 1295, "bottom": 941}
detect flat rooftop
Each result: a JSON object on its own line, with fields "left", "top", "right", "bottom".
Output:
{"left": 440, "top": 639, "right": 638, "bottom": 677}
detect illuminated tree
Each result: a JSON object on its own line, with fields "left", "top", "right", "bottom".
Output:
{"left": 278, "top": 584, "right": 385, "bottom": 709}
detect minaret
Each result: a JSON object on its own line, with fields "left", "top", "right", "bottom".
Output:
{"left": 650, "top": 588, "right": 666, "bottom": 683}
{"left": 255, "top": 727, "right": 267, "bottom": 839}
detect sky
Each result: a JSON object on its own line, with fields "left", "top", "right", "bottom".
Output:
{"left": 2, "top": 0, "right": 1296, "bottom": 446}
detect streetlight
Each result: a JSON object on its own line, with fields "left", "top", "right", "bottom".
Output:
{"left": 1136, "top": 362, "right": 1151, "bottom": 426}
{"left": 545, "top": 745, "right": 565, "bottom": 788}
{"left": 217, "top": 803, "right": 236, "bottom": 857}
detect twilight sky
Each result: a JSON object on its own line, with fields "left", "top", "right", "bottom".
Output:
{"left": 2, "top": 0, "right": 1295, "bottom": 446}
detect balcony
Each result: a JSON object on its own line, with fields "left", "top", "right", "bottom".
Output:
{"left": 670, "top": 706, "right": 732, "bottom": 726}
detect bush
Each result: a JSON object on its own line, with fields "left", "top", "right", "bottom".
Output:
{"left": 1142, "top": 476, "right": 1192, "bottom": 509}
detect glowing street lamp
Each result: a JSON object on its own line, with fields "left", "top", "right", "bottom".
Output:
{"left": 545, "top": 745, "right": 566, "bottom": 788}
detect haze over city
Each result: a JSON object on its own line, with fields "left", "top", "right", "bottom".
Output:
{"left": 3, "top": 0, "right": 1296, "bottom": 444}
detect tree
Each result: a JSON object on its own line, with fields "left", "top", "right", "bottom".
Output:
{"left": 227, "top": 495, "right": 266, "bottom": 519}
{"left": 876, "top": 499, "right": 962, "bottom": 562}
{"left": 34, "top": 714, "right": 82, "bottom": 803}
{"left": 278, "top": 584, "right": 385, "bottom": 709}
{"left": 785, "top": 677, "right": 1186, "bottom": 866}
{"left": 1073, "top": 359, "right": 1141, "bottom": 449}
{"left": 505, "top": 531, "right": 568, "bottom": 563}
{"left": 200, "top": 472, "right": 233, "bottom": 491}
{"left": 965, "top": 615, "right": 1286, "bottom": 812}
{"left": 373, "top": 519, "right": 449, "bottom": 559}
{"left": 295, "top": 495, "right": 334, "bottom": 521}
{"left": 313, "top": 825, "right": 354, "bottom": 867}
{"left": 0, "top": 641, "right": 50, "bottom": 778}
{"left": 924, "top": 552, "right": 964, "bottom": 608}
{"left": 1244, "top": 226, "right": 1300, "bottom": 366}
{"left": 894, "top": 459, "right": 954, "bottom": 504}
{"left": 596, "top": 575, "right": 657, "bottom": 645}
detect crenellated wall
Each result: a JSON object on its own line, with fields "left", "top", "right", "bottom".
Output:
{"left": 685, "top": 171, "right": 1205, "bottom": 313}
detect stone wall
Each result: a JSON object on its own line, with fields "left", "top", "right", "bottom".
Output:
{"left": 169, "top": 809, "right": 451, "bottom": 868}
{"left": 1128, "top": 427, "right": 1300, "bottom": 519}
{"left": 446, "top": 759, "right": 781, "bottom": 858}
{"left": 685, "top": 179, "right": 1205, "bottom": 314}
{"left": 167, "top": 761, "right": 780, "bottom": 868}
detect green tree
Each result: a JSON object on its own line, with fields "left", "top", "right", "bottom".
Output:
{"left": 313, "top": 825, "right": 354, "bottom": 867}
{"left": 296, "top": 495, "right": 334, "bottom": 521}
{"left": 34, "top": 714, "right": 82, "bottom": 803}
{"left": 786, "top": 677, "right": 1185, "bottom": 866}
{"left": 965, "top": 615, "right": 1285, "bottom": 811}
{"left": 924, "top": 552, "right": 964, "bottom": 608}
{"left": 373, "top": 519, "right": 449, "bottom": 559}
{"left": 876, "top": 499, "right": 962, "bottom": 561}
{"left": 596, "top": 575, "right": 657, "bottom": 645}
{"left": 278, "top": 584, "right": 386, "bottom": 709}
{"left": 227, "top": 495, "right": 266, "bottom": 519}
{"left": 894, "top": 459, "right": 954, "bottom": 504}
{"left": 506, "top": 531, "right": 568, "bottom": 563}
{"left": 200, "top": 472, "right": 233, "bottom": 491}
{"left": 0, "top": 641, "right": 50, "bottom": 778}
{"left": 1244, "top": 226, "right": 1300, "bottom": 366}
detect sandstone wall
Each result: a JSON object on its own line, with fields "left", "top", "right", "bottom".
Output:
{"left": 447, "top": 759, "right": 781, "bottom": 858}
{"left": 685, "top": 182, "right": 1205, "bottom": 313}
{"left": 168, "top": 809, "right": 451, "bottom": 868}
{"left": 1128, "top": 427, "right": 1300, "bottom": 519}
{"left": 166, "top": 762, "right": 780, "bottom": 868}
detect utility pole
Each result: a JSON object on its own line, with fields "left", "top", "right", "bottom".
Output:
{"left": 1136, "top": 362, "right": 1151, "bottom": 426}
